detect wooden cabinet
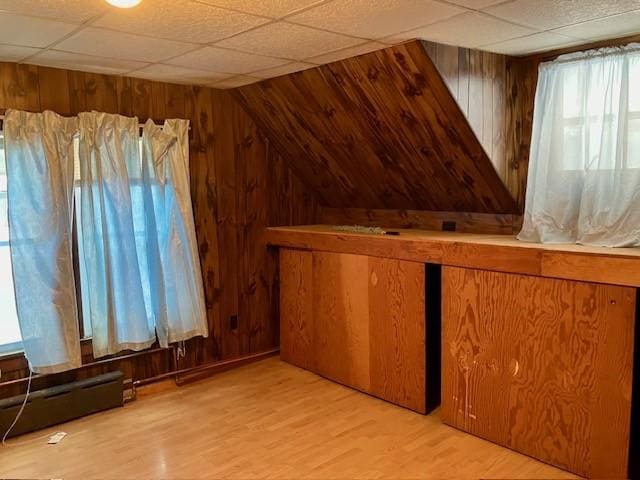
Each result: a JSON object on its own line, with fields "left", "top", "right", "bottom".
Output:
{"left": 280, "top": 248, "right": 432, "bottom": 413}
{"left": 441, "top": 266, "right": 637, "bottom": 478}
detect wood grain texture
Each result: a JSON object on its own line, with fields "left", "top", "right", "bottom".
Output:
{"left": 1, "top": 358, "right": 575, "bottom": 480}
{"left": 441, "top": 267, "right": 636, "bottom": 478}
{"left": 0, "top": 64, "right": 320, "bottom": 399}
{"left": 233, "top": 40, "right": 518, "bottom": 214}
{"left": 313, "top": 252, "right": 371, "bottom": 392}
{"left": 368, "top": 257, "right": 425, "bottom": 412}
{"left": 279, "top": 249, "right": 315, "bottom": 371}
{"left": 320, "top": 207, "right": 521, "bottom": 234}
{"left": 504, "top": 57, "right": 537, "bottom": 211}
{"left": 279, "top": 249, "right": 427, "bottom": 413}
{"left": 424, "top": 41, "right": 508, "bottom": 183}
{"left": 266, "top": 225, "right": 640, "bottom": 288}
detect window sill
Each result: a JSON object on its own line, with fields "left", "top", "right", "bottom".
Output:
{"left": 0, "top": 337, "right": 94, "bottom": 363}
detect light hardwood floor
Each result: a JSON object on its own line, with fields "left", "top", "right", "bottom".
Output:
{"left": 0, "top": 358, "right": 575, "bottom": 479}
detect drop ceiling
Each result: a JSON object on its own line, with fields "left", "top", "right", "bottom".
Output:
{"left": 0, "top": 0, "right": 639, "bottom": 88}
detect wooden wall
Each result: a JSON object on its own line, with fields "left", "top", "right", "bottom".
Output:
{"left": 424, "top": 41, "right": 508, "bottom": 187}
{"left": 318, "top": 40, "right": 536, "bottom": 232}
{"left": 0, "top": 63, "right": 319, "bottom": 397}
{"left": 233, "top": 40, "right": 518, "bottom": 216}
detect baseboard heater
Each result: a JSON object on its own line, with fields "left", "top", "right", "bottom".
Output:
{"left": 0, "top": 371, "right": 124, "bottom": 439}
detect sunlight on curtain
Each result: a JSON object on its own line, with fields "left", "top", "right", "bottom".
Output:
{"left": 141, "top": 119, "right": 208, "bottom": 347}
{"left": 518, "top": 44, "right": 640, "bottom": 247}
{"left": 4, "top": 110, "right": 81, "bottom": 373}
{"left": 77, "top": 112, "right": 155, "bottom": 357}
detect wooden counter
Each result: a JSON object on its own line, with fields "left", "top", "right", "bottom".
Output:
{"left": 266, "top": 225, "right": 640, "bottom": 288}
{"left": 270, "top": 225, "right": 639, "bottom": 478}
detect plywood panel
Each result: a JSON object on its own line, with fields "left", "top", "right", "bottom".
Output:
{"left": 369, "top": 257, "right": 425, "bottom": 412}
{"left": 233, "top": 40, "right": 517, "bottom": 214}
{"left": 441, "top": 267, "right": 636, "bottom": 478}
{"left": 266, "top": 225, "right": 640, "bottom": 288}
{"left": 279, "top": 249, "right": 315, "bottom": 371}
{"left": 313, "top": 252, "right": 371, "bottom": 392}
{"left": 279, "top": 249, "right": 428, "bottom": 413}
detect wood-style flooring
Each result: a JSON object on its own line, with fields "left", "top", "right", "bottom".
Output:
{"left": 0, "top": 357, "right": 575, "bottom": 479}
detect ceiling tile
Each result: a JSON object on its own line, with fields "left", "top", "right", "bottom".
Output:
{"left": 0, "top": 44, "right": 41, "bottom": 62}
{"left": 288, "top": 0, "right": 463, "bottom": 39}
{"left": 443, "top": 0, "right": 508, "bottom": 8}
{"left": 0, "top": 0, "right": 107, "bottom": 24}
{"left": 384, "top": 11, "right": 534, "bottom": 48}
{"left": 166, "top": 46, "right": 290, "bottom": 74}
{"left": 95, "top": 0, "right": 268, "bottom": 44}
{"left": 55, "top": 27, "right": 196, "bottom": 63}
{"left": 553, "top": 10, "right": 640, "bottom": 41}
{"left": 482, "top": 31, "right": 583, "bottom": 55}
{"left": 251, "top": 61, "right": 315, "bottom": 78}
{"left": 210, "top": 75, "right": 260, "bottom": 88}
{"left": 26, "top": 50, "right": 148, "bottom": 75}
{"left": 129, "top": 64, "right": 231, "bottom": 84}
{"left": 199, "top": 0, "right": 327, "bottom": 19}
{"left": 485, "top": 0, "right": 640, "bottom": 30}
{"left": 216, "top": 21, "right": 363, "bottom": 60}
{"left": 0, "top": 12, "right": 78, "bottom": 48}
{"left": 306, "top": 41, "right": 386, "bottom": 64}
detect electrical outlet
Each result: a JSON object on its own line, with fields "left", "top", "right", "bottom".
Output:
{"left": 442, "top": 221, "right": 456, "bottom": 232}
{"left": 229, "top": 315, "right": 238, "bottom": 330}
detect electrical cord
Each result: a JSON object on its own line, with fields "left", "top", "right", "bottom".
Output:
{"left": 1, "top": 369, "right": 33, "bottom": 445}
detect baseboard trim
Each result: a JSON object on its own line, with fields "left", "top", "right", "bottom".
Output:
{"left": 175, "top": 348, "right": 280, "bottom": 386}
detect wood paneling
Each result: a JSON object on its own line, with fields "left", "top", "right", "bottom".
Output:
{"left": 441, "top": 266, "right": 636, "bottom": 478}
{"left": 279, "top": 248, "right": 428, "bottom": 413}
{"left": 0, "top": 62, "right": 320, "bottom": 398}
{"left": 425, "top": 41, "right": 508, "bottom": 183}
{"left": 504, "top": 57, "right": 537, "bottom": 210}
{"left": 233, "top": 40, "right": 518, "bottom": 214}
{"left": 320, "top": 207, "right": 521, "bottom": 234}
{"left": 266, "top": 225, "right": 640, "bottom": 287}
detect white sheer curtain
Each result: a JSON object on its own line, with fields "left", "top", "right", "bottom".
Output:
{"left": 518, "top": 44, "right": 640, "bottom": 247}
{"left": 77, "top": 112, "right": 155, "bottom": 357}
{"left": 141, "top": 119, "right": 208, "bottom": 347}
{"left": 5, "top": 110, "right": 81, "bottom": 373}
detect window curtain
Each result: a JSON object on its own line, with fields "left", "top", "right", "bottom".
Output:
{"left": 77, "top": 112, "right": 155, "bottom": 357}
{"left": 518, "top": 44, "right": 640, "bottom": 247}
{"left": 4, "top": 109, "right": 81, "bottom": 373}
{"left": 141, "top": 119, "right": 208, "bottom": 347}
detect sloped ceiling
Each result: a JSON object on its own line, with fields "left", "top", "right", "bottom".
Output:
{"left": 232, "top": 40, "right": 518, "bottom": 214}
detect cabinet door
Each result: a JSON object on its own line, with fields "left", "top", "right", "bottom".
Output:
{"left": 442, "top": 266, "right": 636, "bottom": 478}
{"left": 313, "top": 252, "right": 371, "bottom": 393}
{"left": 279, "top": 249, "right": 315, "bottom": 371}
{"left": 280, "top": 248, "right": 428, "bottom": 413}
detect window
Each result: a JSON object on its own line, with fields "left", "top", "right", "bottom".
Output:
{"left": 0, "top": 134, "right": 144, "bottom": 353}
{"left": 0, "top": 138, "right": 22, "bottom": 354}
{"left": 519, "top": 44, "right": 640, "bottom": 246}
{"left": 560, "top": 51, "right": 640, "bottom": 171}
{"left": 73, "top": 136, "right": 145, "bottom": 339}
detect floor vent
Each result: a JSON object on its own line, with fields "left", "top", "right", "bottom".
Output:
{"left": 0, "top": 371, "right": 124, "bottom": 439}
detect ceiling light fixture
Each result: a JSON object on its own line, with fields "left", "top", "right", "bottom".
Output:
{"left": 105, "top": 0, "right": 142, "bottom": 8}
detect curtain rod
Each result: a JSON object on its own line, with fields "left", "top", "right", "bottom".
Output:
{"left": 0, "top": 115, "right": 190, "bottom": 130}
